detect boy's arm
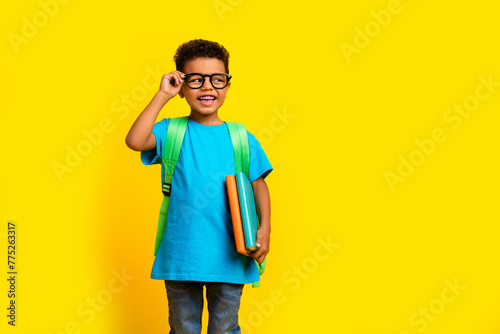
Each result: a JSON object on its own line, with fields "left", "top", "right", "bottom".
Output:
{"left": 250, "top": 176, "right": 271, "bottom": 265}
{"left": 125, "top": 71, "right": 185, "bottom": 151}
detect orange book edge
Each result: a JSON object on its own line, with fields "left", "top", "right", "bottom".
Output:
{"left": 226, "top": 175, "right": 248, "bottom": 256}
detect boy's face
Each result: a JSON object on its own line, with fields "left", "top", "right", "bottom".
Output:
{"left": 179, "top": 57, "right": 230, "bottom": 119}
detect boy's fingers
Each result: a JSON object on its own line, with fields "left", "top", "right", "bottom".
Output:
{"left": 176, "top": 74, "right": 185, "bottom": 86}
{"left": 165, "top": 72, "right": 185, "bottom": 87}
{"left": 175, "top": 72, "right": 184, "bottom": 80}
{"left": 252, "top": 246, "right": 268, "bottom": 260}
{"left": 250, "top": 250, "right": 260, "bottom": 258}
{"left": 171, "top": 74, "right": 180, "bottom": 86}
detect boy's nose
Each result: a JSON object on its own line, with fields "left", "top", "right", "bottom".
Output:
{"left": 201, "top": 77, "right": 213, "bottom": 90}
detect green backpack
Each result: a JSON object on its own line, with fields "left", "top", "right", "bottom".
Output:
{"left": 154, "top": 116, "right": 265, "bottom": 287}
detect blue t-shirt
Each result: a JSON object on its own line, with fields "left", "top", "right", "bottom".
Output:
{"left": 141, "top": 117, "right": 273, "bottom": 284}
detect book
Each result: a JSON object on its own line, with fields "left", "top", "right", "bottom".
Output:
{"left": 226, "top": 175, "right": 247, "bottom": 256}
{"left": 236, "top": 172, "right": 259, "bottom": 252}
{"left": 226, "top": 172, "right": 260, "bottom": 254}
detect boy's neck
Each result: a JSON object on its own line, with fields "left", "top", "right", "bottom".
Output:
{"left": 189, "top": 111, "right": 223, "bottom": 125}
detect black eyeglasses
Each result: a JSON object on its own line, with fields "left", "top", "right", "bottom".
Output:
{"left": 184, "top": 73, "right": 232, "bottom": 89}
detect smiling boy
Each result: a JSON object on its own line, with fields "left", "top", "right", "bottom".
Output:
{"left": 125, "top": 39, "right": 272, "bottom": 333}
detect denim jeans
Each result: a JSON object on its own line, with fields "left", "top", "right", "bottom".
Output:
{"left": 164, "top": 281, "right": 244, "bottom": 334}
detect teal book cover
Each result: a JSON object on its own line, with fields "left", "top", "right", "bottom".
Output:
{"left": 235, "top": 172, "right": 259, "bottom": 252}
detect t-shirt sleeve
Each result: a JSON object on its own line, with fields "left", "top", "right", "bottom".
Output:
{"left": 140, "top": 118, "right": 170, "bottom": 165}
{"left": 247, "top": 131, "right": 273, "bottom": 182}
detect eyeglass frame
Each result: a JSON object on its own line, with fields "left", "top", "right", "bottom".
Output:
{"left": 183, "top": 72, "right": 232, "bottom": 89}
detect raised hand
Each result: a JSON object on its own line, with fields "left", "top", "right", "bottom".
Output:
{"left": 159, "top": 71, "right": 185, "bottom": 100}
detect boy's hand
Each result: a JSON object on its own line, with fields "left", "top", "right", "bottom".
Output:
{"left": 159, "top": 71, "right": 185, "bottom": 100}
{"left": 249, "top": 227, "right": 270, "bottom": 265}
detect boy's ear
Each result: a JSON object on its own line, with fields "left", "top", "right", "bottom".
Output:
{"left": 178, "top": 90, "right": 184, "bottom": 98}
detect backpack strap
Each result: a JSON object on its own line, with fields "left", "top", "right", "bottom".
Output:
{"left": 225, "top": 121, "right": 266, "bottom": 288}
{"left": 225, "top": 121, "right": 250, "bottom": 178}
{"left": 154, "top": 116, "right": 189, "bottom": 256}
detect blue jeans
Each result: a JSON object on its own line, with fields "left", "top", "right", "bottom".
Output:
{"left": 164, "top": 281, "right": 244, "bottom": 334}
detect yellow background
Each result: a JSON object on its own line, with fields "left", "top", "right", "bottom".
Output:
{"left": 1, "top": 0, "right": 499, "bottom": 333}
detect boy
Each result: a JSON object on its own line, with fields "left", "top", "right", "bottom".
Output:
{"left": 125, "top": 39, "right": 272, "bottom": 333}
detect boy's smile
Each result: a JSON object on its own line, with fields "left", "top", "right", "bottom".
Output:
{"left": 198, "top": 94, "right": 216, "bottom": 105}
{"left": 179, "top": 57, "right": 231, "bottom": 124}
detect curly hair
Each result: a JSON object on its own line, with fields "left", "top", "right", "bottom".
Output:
{"left": 174, "top": 39, "right": 230, "bottom": 74}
